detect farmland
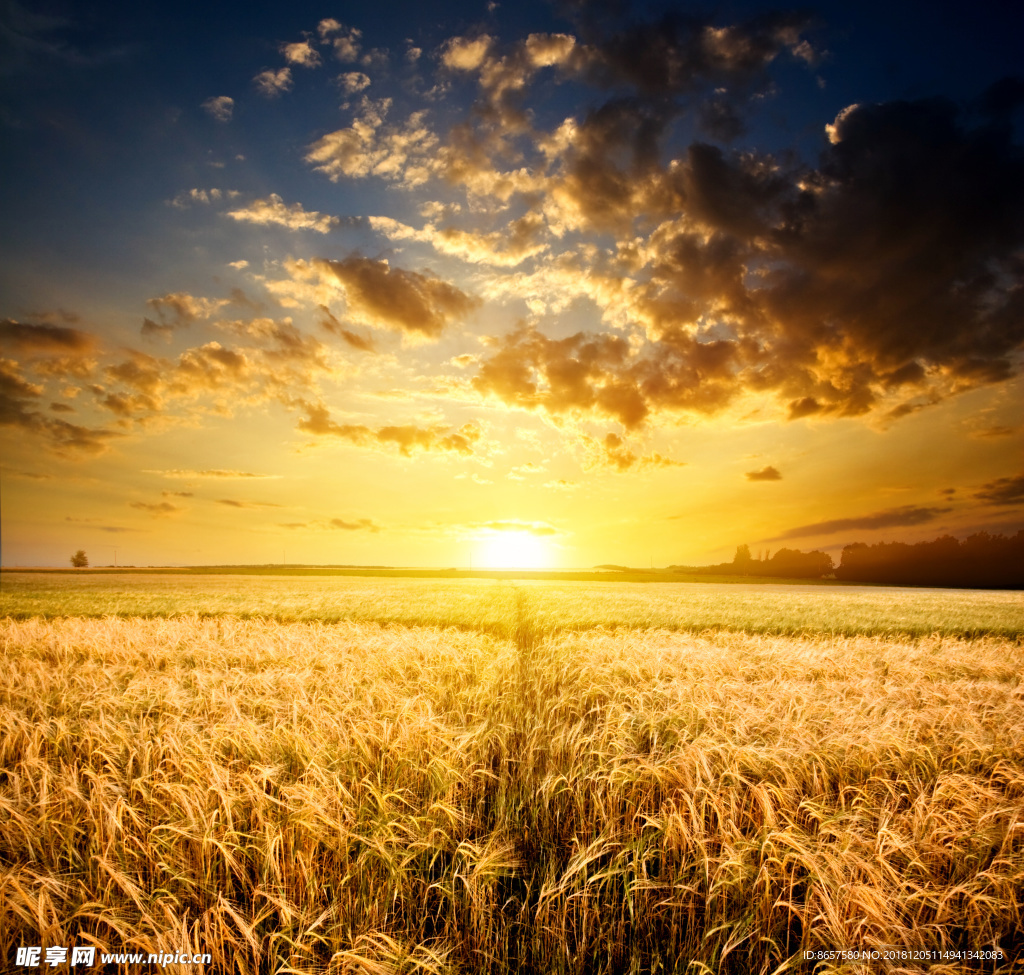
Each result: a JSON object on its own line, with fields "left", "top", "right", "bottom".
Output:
{"left": 1, "top": 573, "right": 1023, "bottom": 973}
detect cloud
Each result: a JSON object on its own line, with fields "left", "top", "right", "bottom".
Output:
{"left": 3, "top": 469, "right": 54, "bottom": 480}
{"left": 525, "top": 32, "right": 577, "bottom": 68}
{"left": 253, "top": 67, "right": 293, "bottom": 97}
{"left": 772, "top": 505, "right": 953, "bottom": 541}
{"left": 305, "top": 98, "right": 438, "bottom": 186}
{"left": 480, "top": 520, "right": 557, "bottom": 536}
{"left": 443, "top": 35, "right": 493, "bottom": 71}
{"left": 129, "top": 501, "right": 181, "bottom": 516}
{"left": 217, "top": 499, "right": 283, "bottom": 509}
{"left": 973, "top": 473, "right": 1024, "bottom": 506}
{"left": 226, "top": 194, "right": 339, "bottom": 233}
{"left": 1, "top": 357, "right": 118, "bottom": 454}
{"left": 296, "top": 400, "right": 482, "bottom": 456}
{"left": 338, "top": 71, "right": 371, "bottom": 94}
{"left": 584, "top": 432, "right": 682, "bottom": 473}
{"left": 298, "top": 21, "right": 1022, "bottom": 429}
{"left": 279, "top": 517, "right": 380, "bottom": 532}
{"left": 201, "top": 96, "right": 234, "bottom": 122}
{"left": 144, "top": 469, "right": 280, "bottom": 479}
{"left": 578, "top": 10, "right": 813, "bottom": 95}
{"left": 328, "top": 517, "right": 379, "bottom": 531}
{"left": 369, "top": 212, "right": 548, "bottom": 267}
{"left": 282, "top": 40, "right": 321, "bottom": 68}
{"left": 318, "top": 20, "right": 362, "bottom": 61}
{"left": 746, "top": 465, "right": 781, "bottom": 481}
{"left": 970, "top": 424, "right": 1018, "bottom": 439}
{"left": 93, "top": 321, "right": 333, "bottom": 428}
{"left": 173, "top": 341, "right": 250, "bottom": 392}
{"left": 168, "top": 187, "right": 236, "bottom": 208}
{"left": 1, "top": 357, "right": 43, "bottom": 405}
{"left": 1, "top": 318, "right": 96, "bottom": 354}
{"left": 317, "top": 306, "right": 377, "bottom": 352}
{"left": 314, "top": 256, "right": 479, "bottom": 338}
{"left": 94, "top": 525, "right": 145, "bottom": 534}
{"left": 471, "top": 323, "right": 642, "bottom": 426}
{"left": 214, "top": 317, "right": 330, "bottom": 369}
{"left": 142, "top": 292, "right": 228, "bottom": 338}
{"left": 489, "top": 92, "right": 1023, "bottom": 425}
{"left": 470, "top": 322, "right": 743, "bottom": 429}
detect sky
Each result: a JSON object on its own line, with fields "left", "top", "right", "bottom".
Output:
{"left": 1, "top": 0, "right": 1022, "bottom": 569}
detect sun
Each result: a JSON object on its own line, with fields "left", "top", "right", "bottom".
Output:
{"left": 478, "top": 530, "right": 552, "bottom": 569}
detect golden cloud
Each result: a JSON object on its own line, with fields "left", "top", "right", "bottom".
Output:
{"left": 226, "top": 194, "right": 339, "bottom": 233}
{"left": 296, "top": 400, "right": 482, "bottom": 456}
{"left": 314, "top": 256, "right": 480, "bottom": 338}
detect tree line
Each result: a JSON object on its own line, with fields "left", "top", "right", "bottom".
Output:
{"left": 834, "top": 530, "right": 1024, "bottom": 588}
{"left": 673, "top": 531, "right": 1024, "bottom": 588}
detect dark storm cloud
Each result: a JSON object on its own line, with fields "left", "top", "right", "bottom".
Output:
{"left": 577, "top": 9, "right": 814, "bottom": 96}
{"left": 470, "top": 88, "right": 1024, "bottom": 427}
{"left": 756, "top": 96, "right": 1024, "bottom": 396}
{"left": 772, "top": 505, "right": 953, "bottom": 540}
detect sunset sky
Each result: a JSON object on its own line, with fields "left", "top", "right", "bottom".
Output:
{"left": 1, "top": 0, "right": 1022, "bottom": 569}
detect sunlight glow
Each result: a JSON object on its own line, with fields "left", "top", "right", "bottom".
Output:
{"left": 478, "top": 530, "right": 552, "bottom": 569}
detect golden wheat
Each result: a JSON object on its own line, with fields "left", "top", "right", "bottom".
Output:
{"left": 2, "top": 612, "right": 1023, "bottom": 974}
{"left": 2, "top": 572, "right": 1021, "bottom": 637}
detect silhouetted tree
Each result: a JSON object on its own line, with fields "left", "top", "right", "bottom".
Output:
{"left": 687, "top": 544, "right": 832, "bottom": 578}
{"left": 70, "top": 550, "right": 88, "bottom": 568}
{"left": 760, "top": 547, "right": 834, "bottom": 578}
{"left": 837, "top": 530, "right": 1024, "bottom": 588}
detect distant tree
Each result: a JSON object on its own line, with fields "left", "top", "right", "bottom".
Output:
{"left": 733, "top": 544, "right": 753, "bottom": 565}
{"left": 837, "top": 530, "right": 1024, "bottom": 588}
{"left": 732, "top": 544, "right": 753, "bottom": 575}
{"left": 761, "top": 547, "right": 834, "bottom": 578}
{"left": 70, "top": 550, "right": 88, "bottom": 568}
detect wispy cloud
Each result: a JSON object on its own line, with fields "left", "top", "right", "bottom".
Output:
{"left": 253, "top": 67, "right": 292, "bottom": 97}
{"left": 771, "top": 505, "right": 953, "bottom": 541}
{"left": 129, "top": 501, "right": 181, "bottom": 516}
{"left": 144, "top": 469, "right": 281, "bottom": 479}
{"left": 974, "top": 473, "right": 1024, "bottom": 506}
{"left": 201, "top": 96, "right": 234, "bottom": 122}
{"left": 296, "top": 400, "right": 482, "bottom": 456}
{"left": 226, "top": 194, "right": 338, "bottom": 233}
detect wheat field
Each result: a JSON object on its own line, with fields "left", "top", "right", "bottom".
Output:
{"left": 2, "top": 579, "right": 1023, "bottom": 973}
